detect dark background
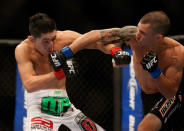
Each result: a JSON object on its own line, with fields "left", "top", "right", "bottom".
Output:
{"left": 0, "top": 0, "right": 184, "bottom": 39}
{"left": 0, "top": 0, "right": 184, "bottom": 131}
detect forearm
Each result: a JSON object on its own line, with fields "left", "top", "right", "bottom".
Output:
{"left": 23, "top": 72, "right": 58, "bottom": 92}
{"left": 69, "top": 30, "right": 102, "bottom": 54}
{"left": 95, "top": 43, "right": 117, "bottom": 54}
{"left": 156, "top": 74, "right": 178, "bottom": 98}
{"left": 69, "top": 28, "right": 122, "bottom": 54}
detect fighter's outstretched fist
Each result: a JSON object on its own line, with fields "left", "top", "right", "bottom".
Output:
{"left": 111, "top": 46, "right": 131, "bottom": 65}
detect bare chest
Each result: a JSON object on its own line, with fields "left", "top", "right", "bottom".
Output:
{"left": 132, "top": 52, "right": 172, "bottom": 93}
{"left": 30, "top": 53, "right": 53, "bottom": 75}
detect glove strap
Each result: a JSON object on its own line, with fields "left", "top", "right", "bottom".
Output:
{"left": 61, "top": 46, "right": 73, "bottom": 59}
{"left": 54, "top": 69, "right": 66, "bottom": 80}
{"left": 110, "top": 47, "right": 122, "bottom": 56}
{"left": 150, "top": 66, "right": 162, "bottom": 79}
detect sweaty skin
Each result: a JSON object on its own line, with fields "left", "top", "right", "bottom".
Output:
{"left": 130, "top": 38, "right": 184, "bottom": 95}
{"left": 15, "top": 30, "right": 116, "bottom": 93}
{"left": 69, "top": 26, "right": 184, "bottom": 98}
{"left": 15, "top": 31, "right": 80, "bottom": 92}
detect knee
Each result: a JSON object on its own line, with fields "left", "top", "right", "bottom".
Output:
{"left": 137, "top": 120, "right": 160, "bottom": 131}
{"left": 137, "top": 122, "right": 146, "bottom": 131}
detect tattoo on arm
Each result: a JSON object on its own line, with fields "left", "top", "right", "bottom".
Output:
{"left": 100, "top": 26, "right": 137, "bottom": 44}
{"left": 100, "top": 28, "right": 122, "bottom": 44}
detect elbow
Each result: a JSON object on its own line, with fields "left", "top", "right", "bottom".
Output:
{"left": 23, "top": 81, "right": 36, "bottom": 93}
{"left": 165, "top": 87, "right": 178, "bottom": 99}
{"left": 25, "top": 87, "right": 34, "bottom": 93}
{"left": 87, "top": 30, "right": 101, "bottom": 40}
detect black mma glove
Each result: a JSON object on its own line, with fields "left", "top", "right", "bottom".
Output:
{"left": 140, "top": 51, "right": 162, "bottom": 78}
{"left": 110, "top": 46, "right": 131, "bottom": 65}
{"left": 48, "top": 49, "right": 78, "bottom": 80}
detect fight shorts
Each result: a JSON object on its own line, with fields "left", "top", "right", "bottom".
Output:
{"left": 24, "top": 89, "right": 105, "bottom": 131}
{"left": 141, "top": 90, "right": 164, "bottom": 115}
{"left": 150, "top": 92, "right": 183, "bottom": 130}
{"left": 150, "top": 71, "right": 184, "bottom": 130}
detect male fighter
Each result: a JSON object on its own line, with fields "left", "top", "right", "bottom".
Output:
{"left": 15, "top": 13, "right": 130, "bottom": 131}
{"left": 56, "top": 11, "right": 184, "bottom": 131}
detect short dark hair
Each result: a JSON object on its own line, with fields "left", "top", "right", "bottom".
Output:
{"left": 140, "top": 11, "right": 170, "bottom": 35}
{"left": 29, "top": 13, "right": 56, "bottom": 38}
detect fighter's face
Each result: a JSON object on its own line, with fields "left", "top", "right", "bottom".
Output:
{"left": 34, "top": 30, "right": 56, "bottom": 56}
{"left": 136, "top": 23, "right": 157, "bottom": 48}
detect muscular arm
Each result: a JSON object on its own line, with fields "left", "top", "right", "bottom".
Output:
{"left": 70, "top": 26, "right": 137, "bottom": 54}
{"left": 15, "top": 44, "right": 58, "bottom": 93}
{"left": 69, "top": 28, "right": 122, "bottom": 54}
{"left": 157, "top": 64, "right": 183, "bottom": 98}
{"left": 60, "top": 30, "right": 117, "bottom": 54}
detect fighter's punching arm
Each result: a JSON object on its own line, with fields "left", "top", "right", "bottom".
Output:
{"left": 70, "top": 26, "right": 137, "bottom": 54}
{"left": 157, "top": 64, "right": 183, "bottom": 98}
{"left": 57, "top": 30, "right": 117, "bottom": 54}
{"left": 141, "top": 51, "right": 184, "bottom": 98}
{"left": 57, "top": 26, "right": 137, "bottom": 65}
{"left": 56, "top": 30, "right": 117, "bottom": 55}
{"left": 15, "top": 44, "right": 58, "bottom": 93}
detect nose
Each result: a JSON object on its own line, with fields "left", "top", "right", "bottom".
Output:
{"left": 136, "top": 32, "right": 141, "bottom": 41}
{"left": 48, "top": 41, "right": 54, "bottom": 51}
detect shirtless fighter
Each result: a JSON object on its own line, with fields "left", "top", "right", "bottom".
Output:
{"left": 58, "top": 11, "right": 184, "bottom": 131}
{"left": 15, "top": 13, "right": 131, "bottom": 131}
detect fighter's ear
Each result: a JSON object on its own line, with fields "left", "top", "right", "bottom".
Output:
{"left": 28, "top": 35, "right": 35, "bottom": 42}
{"left": 155, "top": 34, "right": 163, "bottom": 41}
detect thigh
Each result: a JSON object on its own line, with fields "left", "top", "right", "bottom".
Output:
{"left": 138, "top": 113, "right": 162, "bottom": 131}
{"left": 66, "top": 112, "right": 105, "bottom": 131}
{"left": 150, "top": 96, "right": 181, "bottom": 130}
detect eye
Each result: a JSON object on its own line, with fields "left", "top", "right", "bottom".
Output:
{"left": 43, "top": 40, "right": 50, "bottom": 44}
{"left": 51, "top": 37, "right": 56, "bottom": 42}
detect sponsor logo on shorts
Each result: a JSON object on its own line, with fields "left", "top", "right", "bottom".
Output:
{"left": 159, "top": 97, "right": 175, "bottom": 117}
{"left": 163, "top": 102, "right": 180, "bottom": 124}
{"left": 31, "top": 117, "right": 53, "bottom": 131}
{"left": 74, "top": 112, "right": 97, "bottom": 131}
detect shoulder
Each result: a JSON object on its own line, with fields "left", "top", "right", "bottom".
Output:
{"left": 15, "top": 39, "right": 30, "bottom": 54}
{"left": 167, "top": 37, "right": 184, "bottom": 66}
{"left": 15, "top": 39, "right": 32, "bottom": 62}
{"left": 56, "top": 30, "right": 82, "bottom": 40}
{"left": 177, "top": 45, "right": 184, "bottom": 65}
{"left": 165, "top": 37, "right": 183, "bottom": 52}
{"left": 55, "top": 30, "right": 82, "bottom": 48}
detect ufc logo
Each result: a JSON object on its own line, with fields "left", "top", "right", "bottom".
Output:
{"left": 146, "top": 56, "right": 157, "bottom": 69}
{"left": 66, "top": 60, "right": 75, "bottom": 74}
{"left": 50, "top": 53, "right": 61, "bottom": 67}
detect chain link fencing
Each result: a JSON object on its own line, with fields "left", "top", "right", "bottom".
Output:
{"left": 0, "top": 42, "right": 17, "bottom": 131}
{"left": 0, "top": 40, "right": 114, "bottom": 131}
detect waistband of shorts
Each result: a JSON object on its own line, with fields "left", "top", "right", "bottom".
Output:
{"left": 27, "top": 89, "right": 68, "bottom": 98}
{"left": 141, "top": 90, "right": 163, "bottom": 98}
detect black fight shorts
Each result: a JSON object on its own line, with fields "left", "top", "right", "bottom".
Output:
{"left": 150, "top": 96, "right": 182, "bottom": 130}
